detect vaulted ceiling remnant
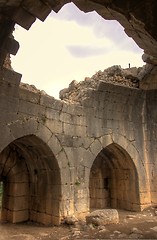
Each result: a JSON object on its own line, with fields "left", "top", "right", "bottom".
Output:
{"left": 0, "top": 0, "right": 157, "bottom": 66}
{"left": 72, "top": 0, "right": 157, "bottom": 63}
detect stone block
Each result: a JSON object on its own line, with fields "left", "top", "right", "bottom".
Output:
{"left": 1, "top": 208, "right": 8, "bottom": 222}
{"left": 79, "top": 149, "right": 95, "bottom": 169}
{"left": 0, "top": 95, "right": 19, "bottom": 112}
{"left": 0, "top": 110, "right": 18, "bottom": 123}
{"left": 45, "top": 197, "right": 53, "bottom": 215}
{"left": 82, "top": 97, "right": 99, "bottom": 108}
{"left": 45, "top": 107, "right": 60, "bottom": 120}
{"left": 57, "top": 134, "right": 74, "bottom": 147}
{"left": 56, "top": 150, "right": 69, "bottom": 169}
{"left": 40, "top": 95, "right": 63, "bottom": 110}
{"left": 45, "top": 119, "right": 63, "bottom": 134}
{"left": 63, "top": 123, "right": 86, "bottom": 137}
{"left": 0, "top": 79, "right": 19, "bottom": 97}
{"left": 60, "top": 112, "right": 72, "bottom": 123}
{"left": 50, "top": 199, "right": 60, "bottom": 216}
{"left": 89, "top": 139, "right": 102, "bottom": 156}
{"left": 52, "top": 215, "right": 60, "bottom": 225}
{"left": 8, "top": 196, "right": 29, "bottom": 211}
{"left": 132, "top": 203, "right": 143, "bottom": 211}
{"left": 47, "top": 134, "right": 62, "bottom": 156}
{"left": 0, "top": 68, "right": 21, "bottom": 85}
{"left": 63, "top": 215, "right": 78, "bottom": 225}
{"left": 95, "top": 108, "right": 105, "bottom": 119}
{"left": 86, "top": 209, "right": 119, "bottom": 226}
{"left": 51, "top": 170, "right": 61, "bottom": 183}
{"left": 59, "top": 135, "right": 93, "bottom": 149}
{"left": 6, "top": 210, "right": 13, "bottom": 222}
{"left": 139, "top": 192, "right": 151, "bottom": 205}
{"left": 7, "top": 182, "right": 29, "bottom": 196}
{"left": 37, "top": 212, "right": 52, "bottom": 225}
{"left": 30, "top": 210, "right": 37, "bottom": 222}
{"left": 61, "top": 184, "right": 74, "bottom": 200}
{"left": 62, "top": 103, "right": 84, "bottom": 116}
{"left": 19, "top": 88, "right": 40, "bottom": 103}
{"left": 8, "top": 172, "right": 29, "bottom": 183}
{"left": 19, "top": 99, "right": 42, "bottom": 116}
{"left": 81, "top": 137, "right": 95, "bottom": 149}
{"left": 22, "top": 0, "right": 51, "bottom": 21}
{"left": 0, "top": 125, "right": 15, "bottom": 152}
{"left": 48, "top": 184, "right": 61, "bottom": 200}
{"left": 13, "top": 7, "right": 36, "bottom": 30}
{"left": 72, "top": 115, "right": 87, "bottom": 126}
{"left": 12, "top": 210, "right": 29, "bottom": 223}
{"left": 99, "top": 134, "right": 113, "bottom": 148}
{"left": 7, "top": 164, "right": 27, "bottom": 178}
{"left": 63, "top": 147, "right": 79, "bottom": 167}
{"left": 74, "top": 198, "right": 88, "bottom": 213}
{"left": 151, "top": 191, "right": 157, "bottom": 204}
{"left": 86, "top": 117, "right": 103, "bottom": 137}
{"left": 60, "top": 199, "right": 75, "bottom": 217}
{"left": 36, "top": 123, "right": 52, "bottom": 143}
{"left": 9, "top": 118, "right": 38, "bottom": 139}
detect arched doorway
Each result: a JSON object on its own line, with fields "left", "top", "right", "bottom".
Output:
{"left": 89, "top": 143, "right": 140, "bottom": 211}
{"left": 0, "top": 134, "right": 61, "bottom": 225}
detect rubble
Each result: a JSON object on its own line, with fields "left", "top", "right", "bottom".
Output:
{"left": 59, "top": 65, "right": 143, "bottom": 103}
{"left": 63, "top": 215, "right": 78, "bottom": 225}
{"left": 3, "top": 54, "right": 14, "bottom": 71}
{"left": 86, "top": 209, "right": 119, "bottom": 226}
{"left": 20, "top": 82, "right": 50, "bottom": 96}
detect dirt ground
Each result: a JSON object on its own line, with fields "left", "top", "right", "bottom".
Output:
{"left": 1, "top": 208, "right": 157, "bottom": 239}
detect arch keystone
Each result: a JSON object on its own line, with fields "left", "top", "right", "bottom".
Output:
{"left": 99, "top": 134, "right": 113, "bottom": 148}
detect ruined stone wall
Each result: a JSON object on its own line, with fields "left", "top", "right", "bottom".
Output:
{"left": 145, "top": 90, "right": 157, "bottom": 205}
{"left": 0, "top": 67, "right": 156, "bottom": 225}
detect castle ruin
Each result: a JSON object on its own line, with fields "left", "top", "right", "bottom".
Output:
{"left": 0, "top": 0, "right": 157, "bottom": 226}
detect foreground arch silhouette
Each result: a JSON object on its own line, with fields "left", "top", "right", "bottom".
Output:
{"left": 0, "top": 134, "right": 61, "bottom": 225}
{"left": 89, "top": 143, "right": 140, "bottom": 211}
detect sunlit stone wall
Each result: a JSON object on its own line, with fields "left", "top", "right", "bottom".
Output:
{"left": 0, "top": 68, "right": 155, "bottom": 224}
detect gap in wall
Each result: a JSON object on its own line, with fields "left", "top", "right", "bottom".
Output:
{"left": 11, "top": 2, "right": 144, "bottom": 99}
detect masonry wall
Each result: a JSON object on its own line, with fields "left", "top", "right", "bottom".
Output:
{"left": 0, "top": 68, "right": 155, "bottom": 225}
{"left": 145, "top": 90, "right": 157, "bottom": 205}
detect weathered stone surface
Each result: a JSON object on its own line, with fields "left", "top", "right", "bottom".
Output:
{"left": 59, "top": 65, "right": 142, "bottom": 104}
{"left": 1, "top": 0, "right": 157, "bottom": 72}
{"left": 64, "top": 215, "right": 78, "bottom": 225}
{"left": 86, "top": 209, "right": 119, "bottom": 226}
{"left": 142, "top": 54, "right": 157, "bottom": 66}
{"left": 0, "top": 64, "right": 157, "bottom": 226}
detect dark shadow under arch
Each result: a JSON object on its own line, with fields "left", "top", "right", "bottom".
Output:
{"left": 0, "top": 134, "right": 61, "bottom": 225}
{"left": 89, "top": 143, "right": 140, "bottom": 212}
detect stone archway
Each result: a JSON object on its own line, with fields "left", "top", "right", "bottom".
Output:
{"left": 0, "top": 134, "right": 61, "bottom": 225}
{"left": 89, "top": 143, "right": 140, "bottom": 212}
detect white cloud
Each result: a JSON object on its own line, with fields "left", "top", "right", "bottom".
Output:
{"left": 12, "top": 3, "right": 144, "bottom": 99}
{"left": 66, "top": 45, "right": 110, "bottom": 58}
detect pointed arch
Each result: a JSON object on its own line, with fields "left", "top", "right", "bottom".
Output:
{"left": 0, "top": 134, "right": 61, "bottom": 225}
{"left": 89, "top": 142, "right": 140, "bottom": 211}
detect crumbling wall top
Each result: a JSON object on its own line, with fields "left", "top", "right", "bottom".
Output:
{"left": 59, "top": 65, "right": 142, "bottom": 103}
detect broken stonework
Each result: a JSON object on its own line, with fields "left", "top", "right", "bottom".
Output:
{"left": 86, "top": 209, "right": 119, "bottom": 226}
{"left": 0, "top": 65, "right": 157, "bottom": 226}
{"left": 59, "top": 65, "right": 142, "bottom": 103}
{"left": 63, "top": 215, "right": 78, "bottom": 225}
{"left": 20, "top": 82, "right": 49, "bottom": 96}
{"left": 3, "top": 54, "right": 13, "bottom": 71}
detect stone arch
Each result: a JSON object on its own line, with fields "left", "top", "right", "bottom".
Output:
{"left": 0, "top": 134, "right": 61, "bottom": 225}
{"left": 89, "top": 142, "right": 141, "bottom": 211}
{"left": 3, "top": 119, "right": 69, "bottom": 171}
{"left": 0, "top": 120, "right": 74, "bottom": 220}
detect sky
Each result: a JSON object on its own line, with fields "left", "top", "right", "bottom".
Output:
{"left": 12, "top": 3, "right": 144, "bottom": 99}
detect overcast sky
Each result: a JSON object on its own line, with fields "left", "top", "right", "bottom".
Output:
{"left": 12, "top": 3, "right": 144, "bottom": 99}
